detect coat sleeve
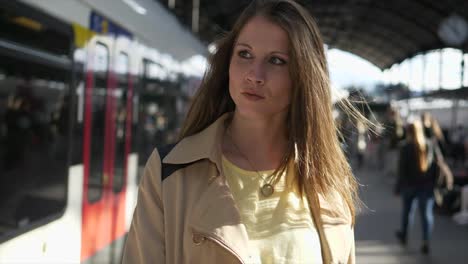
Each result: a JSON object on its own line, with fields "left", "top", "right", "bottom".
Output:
{"left": 122, "top": 149, "right": 165, "bottom": 263}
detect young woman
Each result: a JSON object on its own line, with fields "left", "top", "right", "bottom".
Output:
{"left": 421, "top": 112, "right": 454, "bottom": 212}
{"left": 395, "top": 120, "right": 438, "bottom": 254}
{"left": 123, "top": 0, "right": 360, "bottom": 263}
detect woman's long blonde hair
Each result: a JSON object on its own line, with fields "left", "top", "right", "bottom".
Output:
{"left": 179, "top": 0, "right": 366, "bottom": 222}
{"left": 406, "top": 120, "right": 429, "bottom": 173}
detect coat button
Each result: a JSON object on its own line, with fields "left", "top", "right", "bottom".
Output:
{"left": 192, "top": 234, "right": 206, "bottom": 245}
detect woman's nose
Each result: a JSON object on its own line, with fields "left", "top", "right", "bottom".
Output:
{"left": 245, "top": 62, "right": 265, "bottom": 85}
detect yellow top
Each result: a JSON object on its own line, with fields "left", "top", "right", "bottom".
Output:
{"left": 222, "top": 156, "right": 322, "bottom": 264}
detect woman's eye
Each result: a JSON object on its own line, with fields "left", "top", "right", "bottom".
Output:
{"left": 269, "top": 56, "right": 286, "bottom": 65}
{"left": 238, "top": 50, "right": 252, "bottom": 59}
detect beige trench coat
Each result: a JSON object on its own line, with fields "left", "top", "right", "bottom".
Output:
{"left": 122, "top": 114, "right": 355, "bottom": 264}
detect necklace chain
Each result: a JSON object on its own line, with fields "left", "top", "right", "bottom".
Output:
{"left": 227, "top": 127, "right": 275, "bottom": 197}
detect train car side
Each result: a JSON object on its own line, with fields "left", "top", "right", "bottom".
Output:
{"left": 0, "top": 1, "right": 205, "bottom": 263}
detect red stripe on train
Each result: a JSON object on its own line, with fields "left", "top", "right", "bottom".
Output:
{"left": 81, "top": 65, "right": 126, "bottom": 261}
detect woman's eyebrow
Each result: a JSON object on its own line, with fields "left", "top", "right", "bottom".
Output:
{"left": 272, "top": 51, "right": 289, "bottom": 57}
{"left": 236, "top": 42, "right": 289, "bottom": 56}
{"left": 235, "top": 42, "right": 252, "bottom": 49}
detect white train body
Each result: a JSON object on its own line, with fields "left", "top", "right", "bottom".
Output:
{"left": 0, "top": 1, "right": 206, "bottom": 263}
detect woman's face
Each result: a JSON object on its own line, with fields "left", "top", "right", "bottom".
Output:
{"left": 229, "top": 15, "right": 292, "bottom": 120}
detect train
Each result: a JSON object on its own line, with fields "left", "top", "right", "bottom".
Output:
{"left": 0, "top": 0, "right": 206, "bottom": 263}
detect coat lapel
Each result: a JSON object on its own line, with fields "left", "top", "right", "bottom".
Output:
{"left": 189, "top": 168, "right": 251, "bottom": 263}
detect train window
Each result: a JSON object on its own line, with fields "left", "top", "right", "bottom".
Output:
{"left": 94, "top": 44, "right": 109, "bottom": 73}
{"left": 113, "top": 52, "right": 129, "bottom": 193}
{"left": 0, "top": 54, "right": 70, "bottom": 238}
{"left": 138, "top": 62, "right": 165, "bottom": 172}
{"left": 0, "top": 2, "right": 71, "bottom": 58}
{"left": 87, "top": 43, "right": 109, "bottom": 203}
{"left": 136, "top": 60, "right": 182, "bottom": 184}
{"left": 70, "top": 49, "right": 85, "bottom": 166}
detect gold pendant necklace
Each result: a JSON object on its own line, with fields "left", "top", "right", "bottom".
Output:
{"left": 228, "top": 128, "right": 275, "bottom": 197}
{"left": 260, "top": 183, "right": 274, "bottom": 197}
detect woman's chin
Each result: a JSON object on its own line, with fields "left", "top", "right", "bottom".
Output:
{"left": 234, "top": 106, "right": 285, "bottom": 121}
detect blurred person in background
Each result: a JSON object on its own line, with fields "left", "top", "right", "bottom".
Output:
{"left": 356, "top": 120, "right": 367, "bottom": 169}
{"left": 451, "top": 125, "right": 466, "bottom": 168}
{"left": 421, "top": 112, "right": 455, "bottom": 214}
{"left": 122, "top": 0, "right": 368, "bottom": 263}
{"left": 383, "top": 106, "right": 404, "bottom": 178}
{"left": 395, "top": 119, "right": 438, "bottom": 255}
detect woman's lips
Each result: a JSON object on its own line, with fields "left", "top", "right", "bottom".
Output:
{"left": 242, "top": 92, "right": 264, "bottom": 101}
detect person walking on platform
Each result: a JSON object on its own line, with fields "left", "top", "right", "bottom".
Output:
{"left": 383, "top": 107, "right": 404, "bottom": 178}
{"left": 395, "top": 120, "right": 438, "bottom": 255}
{"left": 421, "top": 112, "right": 454, "bottom": 213}
{"left": 123, "top": 0, "right": 368, "bottom": 263}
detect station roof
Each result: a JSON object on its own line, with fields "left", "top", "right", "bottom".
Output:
{"left": 158, "top": 0, "right": 468, "bottom": 69}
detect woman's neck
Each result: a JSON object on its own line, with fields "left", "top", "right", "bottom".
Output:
{"left": 222, "top": 110, "right": 288, "bottom": 171}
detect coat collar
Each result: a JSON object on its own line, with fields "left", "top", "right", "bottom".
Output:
{"left": 162, "top": 112, "right": 230, "bottom": 171}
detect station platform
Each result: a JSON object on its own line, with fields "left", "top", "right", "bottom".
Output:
{"left": 354, "top": 165, "right": 468, "bottom": 264}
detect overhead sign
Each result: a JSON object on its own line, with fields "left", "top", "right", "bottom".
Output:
{"left": 89, "top": 11, "right": 133, "bottom": 38}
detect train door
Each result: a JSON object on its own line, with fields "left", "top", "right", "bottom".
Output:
{"left": 108, "top": 36, "right": 134, "bottom": 262}
{"left": 81, "top": 36, "right": 117, "bottom": 262}
{"left": 81, "top": 35, "right": 133, "bottom": 263}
